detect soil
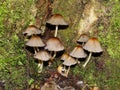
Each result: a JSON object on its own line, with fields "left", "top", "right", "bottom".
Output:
{"left": 38, "top": 69, "right": 91, "bottom": 90}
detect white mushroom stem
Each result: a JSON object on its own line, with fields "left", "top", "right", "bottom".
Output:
{"left": 36, "top": 47, "right": 39, "bottom": 52}
{"left": 76, "top": 59, "right": 80, "bottom": 64}
{"left": 54, "top": 25, "right": 58, "bottom": 37}
{"left": 34, "top": 47, "right": 37, "bottom": 54}
{"left": 48, "top": 52, "right": 56, "bottom": 67}
{"left": 82, "top": 42, "right": 85, "bottom": 46}
{"left": 66, "top": 66, "right": 70, "bottom": 77}
{"left": 38, "top": 61, "right": 43, "bottom": 73}
{"left": 83, "top": 52, "right": 92, "bottom": 68}
{"left": 51, "top": 51, "right": 56, "bottom": 60}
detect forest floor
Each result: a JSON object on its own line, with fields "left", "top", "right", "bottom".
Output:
{"left": 38, "top": 68, "right": 93, "bottom": 90}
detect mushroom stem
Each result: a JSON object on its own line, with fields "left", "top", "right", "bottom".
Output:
{"left": 38, "top": 61, "right": 43, "bottom": 73}
{"left": 83, "top": 52, "right": 92, "bottom": 68}
{"left": 54, "top": 25, "right": 58, "bottom": 37}
{"left": 48, "top": 51, "right": 56, "bottom": 67}
{"left": 34, "top": 47, "right": 37, "bottom": 54}
{"left": 76, "top": 59, "right": 80, "bottom": 64}
{"left": 36, "top": 47, "right": 39, "bottom": 52}
{"left": 51, "top": 51, "right": 56, "bottom": 60}
{"left": 66, "top": 66, "right": 70, "bottom": 77}
{"left": 82, "top": 42, "right": 85, "bottom": 46}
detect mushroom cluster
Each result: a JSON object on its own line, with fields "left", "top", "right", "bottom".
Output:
{"left": 57, "top": 34, "right": 103, "bottom": 77}
{"left": 23, "top": 14, "right": 103, "bottom": 77}
{"left": 23, "top": 25, "right": 51, "bottom": 73}
{"left": 23, "top": 14, "right": 68, "bottom": 73}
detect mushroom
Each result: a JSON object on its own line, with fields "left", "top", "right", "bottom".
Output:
{"left": 77, "top": 34, "right": 89, "bottom": 46}
{"left": 61, "top": 53, "right": 69, "bottom": 61}
{"left": 23, "top": 25, "right": 41, "bottom": 36}
{"left": 34, "top": 50, "right": 51, "bottom": 73}
{"left": 82, "top": 37, "right": 103, "bottom": 68}
{"left": 26, "top": 36, "right": 45, "bottom": 54}
{"left": 46, "top": 14, "right": 68, "bottom": 37}
{"left": 45, "top": 37, "right": 65, "bottom": 60}
{"left": 57, "top": 65, "right": 68, "bottom": 77}
{"left": 70, "top": 45, "right": 87, "bottom": 64}
{"left": 62, "top": 56, "right": 77, "bottom": 77}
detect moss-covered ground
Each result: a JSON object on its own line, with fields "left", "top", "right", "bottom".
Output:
{"left": 0, "top": 0, "right": 120, "bottom": 90}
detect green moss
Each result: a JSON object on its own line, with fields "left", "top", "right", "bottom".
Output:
{"left": 0, "top": 0, "right": 36, "bottom": 89}
{"left": 98, "top": 1, "right": 120, "bottom": 59}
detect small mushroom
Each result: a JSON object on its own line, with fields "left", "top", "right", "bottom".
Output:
{"left": 77, "top": 34, "right": 89, "bottom": 46}
{"left": 62, "top": 56, "right": 77, "bottom": 77}
{"left": 45, "top": 37, "right": 65, "bottom": 60}
{"left": 23, "top": 25, "right": 41, "bottom": 36}
{"left": 82, "top": 37, "right": 103, "bottom": 68}
{"left": 70, "top": 45, "right": 87, "bottom": 64}
{"left": 46, "top": 14, "right": 68, "bottom": 37}
{"left": 57, "top": 65, "right": 67, "bottom": 77}
{"left": 26, "top": 36, "right": 45, "bottom": 54}
{"left": 34, "top": 50, "right": 51, "bottom": 73}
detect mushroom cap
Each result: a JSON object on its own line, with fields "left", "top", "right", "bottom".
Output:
{"left": 45, "top": 37, "right": 65, "bottom": 51}
{"left": 63, "top": 56, "right": 77, "bottom": 66}
{"left": 83, "top": 37, "right": 103, "bottom": 53}
{"left": 70, "top": 45, "right": 87, "bottom": 58}
{"left": 46, "top": 14, "right": 68, "bottom": 26}
{"left": 26, "top": 36, "right": 45, "bottom": 47}
{"left": 23, "top": 25, "right": 41, "bottom": 36}
{"left": 61, "top": 53, "right": 69, "bottom": 61}
{"left": 34, "top": 50, "right": 51, "bottom": 61}
{"left": 77, "top": 34, "right": 89, "bottom": 43}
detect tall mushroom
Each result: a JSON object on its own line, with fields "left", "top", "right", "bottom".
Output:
{"left": 26, "top": 36, "right": 45, "bottom": 54}
{"left": 82, "top": 37, "right": 103, "bottom": 68}
{"left": 45, "top": 37, "right": 65, "bottom": 60}
{"left": 46, "top": 14, "right": 68, "bottom": 37}
{"left": 34, "top": 50, "right": 51, "bottom": 73}
{"left": 70, "top": 45, "right": 87, "bottom": 64}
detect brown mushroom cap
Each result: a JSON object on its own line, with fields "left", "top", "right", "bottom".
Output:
{"left": 26, "top": 36, "right": 45, "bottom": 47}
{"left": 61, "top": 53, "right": 69, "bottom": 61}
{"left": 77, "top": 34, "right": 89, "bottom": 43}
{"left": 46, "top": 14, "right": 68, "bottom": 30}
{"left": 34, "top": 50, "right": 51, "bottom": 61}
{"left": 46, "top": 14, "right": 68, "bottom": 26}
{"left": 23, "top": 25, "right": 41, "bottom": 36}
{"left": 45, "top": 37, "right": 65, "bottom": 51}
{"left": 63, "top": 56, "right": 77, "bottom": 66}
{"left": 70, "top": 45, "right": 87, "bottom": 58}
{"left": 83, "top": 37, "right": 103, "bottom": 53}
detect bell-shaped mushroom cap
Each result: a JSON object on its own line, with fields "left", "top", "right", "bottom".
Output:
{"left": 77, "top": 34, "right": 89, "bottom": 43}
{"left": 83, "top": 37, "right": 103, "bottom": 53}
{"left": 45, "top": 37, "right": 65, "bottom": 51}
{"left": 46, "top": 14, "right": 68, "bottom": 26}
{"left": 63, "top": 56, "right": 77, "bottom": 66}
{"left": 70, "top": 45, "right": 87, "bottom": 58}
{"left": 61, "top": 53, "right": 69, "bottom": 61}
{"left": 34, "top": 50, "right": 51, "bottom": 61}
{"left": 26, "top": 36, "right": 45, "bottom": 47}
{"left": 23, "top": 25, "right": 41, "bottom": 36}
